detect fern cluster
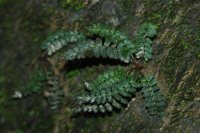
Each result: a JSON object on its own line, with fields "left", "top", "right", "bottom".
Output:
{"left": 41, "top": 23, "right": 157, "bottom": 63}
{"left": 39, "top": 23, "right": 165, "bottom": 117}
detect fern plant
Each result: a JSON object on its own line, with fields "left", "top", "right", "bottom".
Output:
{"left": 38, "top": 23, "right": 165, "bottom": 116}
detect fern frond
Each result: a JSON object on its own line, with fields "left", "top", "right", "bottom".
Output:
{"left": 87, "top": 24, "right": 135, "bottom": 57}
{"left": 64, "top": 38, "right": 133, "bottom": 63}
{"left": 141, "top": 75, "right": 165, "bottom": 116}
{"left": 41, "top": 30, "right": 86, "bottom": 55}
{"left": 46, "top": 72, "right": 64, "bottom": 112}
{"left": 74, "top": 68, "right": 142, "bottom": 113}
{"left": 76, "top": 80, "right": 141, "bottom": 113}
{"left": 135, "top": 23, "right": 157, "bottom": 61}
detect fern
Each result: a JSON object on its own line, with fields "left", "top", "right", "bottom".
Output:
{"left": 141, "top": 76, "right": 165, "bottom": 116}
{"left": 64, "top": 38, "right": 132, "bottom": 63}
{"left": 41, "top": 30, "right": 86, "bottom": 55}
{"left": 28, "top": 22, "right": 166, "bottom": 117}
{"left": 86, "top": 24, "right": 135, "bottom": 61}
{"left": 134, "top": 23, "right": 157, "bottom": 61}
{"left": 74, "top": 67, "right": 143, "bottom": 113}
{"left": 46, "top": 72, "right": 64, "bottom": 112}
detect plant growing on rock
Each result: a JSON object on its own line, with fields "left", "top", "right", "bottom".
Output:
{"left": 16, "top": 23, "right": 165, "bottom": 116}
{"left": 40, "top": 23, "right": 165, "bottom": 116}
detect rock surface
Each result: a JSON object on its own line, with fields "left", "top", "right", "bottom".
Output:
{"left": 0, "top": 0, "right": 199, "bottom": 133}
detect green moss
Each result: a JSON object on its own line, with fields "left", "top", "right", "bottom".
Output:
{"left": 161, "top": 44, "right": 186, "bottom": 87}
{"left": 61, "top": 0, "right": 86, "bottom": 11}
{"left": 65, "top": 69, "right": 80, "bottom": 78}
{"left": 20, "top": 69, "right": 46, "bottom": 96}
{"left": 180, "top": 40, "right": 190, "bottom": 49}
{"left": 0, "top": 0, "right": 6, "bottom": 6}
{"left": 9, "top": 129, "right": 24, "bottom": 133}
{"left": 151, "top": 13, "right": 162, "bottom": 20}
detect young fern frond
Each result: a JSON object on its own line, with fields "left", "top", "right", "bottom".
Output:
{"left": 135, "top": 23, "right": 157, "bottom": 61}
{"left": 64, "top": 38, "right": 133, "bottom": 63}
{"left": 74, "top": 68, "right": 143, "bottom": 113}
{"left": 46, "top": 72, "right": 64, "bottom": 113}
{"left": 141, "top": 76, "right": 165, "bottom": 116}
{"left": 41, "top": 30, "right": 86, "bottom": 55}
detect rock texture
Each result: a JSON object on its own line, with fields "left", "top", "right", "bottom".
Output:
{"left": 0, "top": 0, "right": 199, "bottom": 133}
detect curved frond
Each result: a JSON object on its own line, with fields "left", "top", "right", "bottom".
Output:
{"left": 74, "top": 68, "right": 143, "bottom": 113}
{"left": 64, "top": 38, "right": 133, "bottom": 63}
